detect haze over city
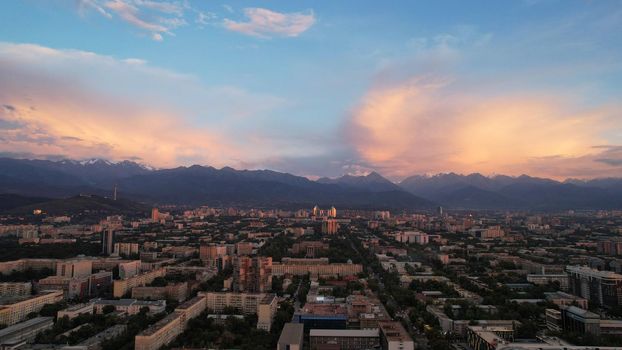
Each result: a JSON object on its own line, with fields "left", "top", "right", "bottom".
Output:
{"left": 1, "top": 1, "right": 621, "bottom": 180}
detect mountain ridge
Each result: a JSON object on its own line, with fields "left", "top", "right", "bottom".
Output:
{"left": 0, "top": 158, "right": 432, "bottom": 210}
{"left": 1, "top": 157, "right": 622, "bottom": 210}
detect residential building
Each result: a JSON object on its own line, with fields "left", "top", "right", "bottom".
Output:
{"left": 134, "top": 296, "right": 207, "bottom": 350}
{"left": 56, "top": 259, "right": 92, "bottom": 278}
{"left": 272, "top": 260, "right": 362, "bottom": 278}
{"left": 567, "top": 265, "right": 622, "bottom": 307}
{"left": 199, "top": 292, "right": 277, "bottom": 331}
{"left": 0, "top": 291, "right": 64, "bottom": 326}
{"left": 0, "top": 283, "right": 31, "bottom": 297}
{"left": 114, "top": 243, "right": 140, "bottom": 257}
{"left": 378, "top": 321, "right": 415, "bottom": 350}
{"left": 119, "top": 260, "right": 141, "bottom": 279}
{"left": 322, "top": 219, "right": 339, "bottom": 234}
{"left": 101, "top": 229, "right": 115, "bottom": 256}
{"left": 132, "top": 282, "right": 188, "bottom": 302}
{"left": 113, "top": 268, "right": 166, "bottom": 297}
{"left": 233, "top": 256, "right": 272, "bottom": 293}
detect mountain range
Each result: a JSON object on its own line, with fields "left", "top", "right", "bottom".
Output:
{"left": 1, "top": 157, "right": 621, "bottom": 211}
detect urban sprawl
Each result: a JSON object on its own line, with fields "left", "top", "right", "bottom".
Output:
{"left": 1, "top": 205, "right": 622, "bottom": 350}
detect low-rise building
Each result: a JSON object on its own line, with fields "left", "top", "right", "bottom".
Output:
{"left": 309, "top": 329, "right": 379, "bottom": 350}
{"left": 527, "top": 274, "right": 569, "bottom": 291}
{"left": 467, "top": 325, "right": 515, "bottom": 350}
{"left": 92, "top": 299, "right": 166, "bottom": 315}
{"left": 57, "top": 303, "right": 94, "bottom": 320}
{"left": 545, "top": 291, "right": 588, "bottom": 309}
{"left": 378, "top": 321, "right": 414, "bottom": 350}
{"left": 0, "top": 317, "right": 53, "bottom": 346}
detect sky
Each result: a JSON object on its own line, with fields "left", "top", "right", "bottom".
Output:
{"left": 0, "top": 0, "right": 621, "bottom": 180}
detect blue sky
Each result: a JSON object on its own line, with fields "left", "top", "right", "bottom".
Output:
{"left": 0, "top": 0, "right": 621, "bottom": 179}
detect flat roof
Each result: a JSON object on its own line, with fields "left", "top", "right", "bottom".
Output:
{"left": 478, "top": 331, "right": 505, "bottom": 345}
{"left": 378, "top": 321, "right": 413, "bottom": 342}
{"left": 0, "top": 317, "right": 53, "bottom": 338}
{"left": 277, "top": 323, "right": 304, "bottom": 344}
{"left": 310, "top": 329, "right": 379, "bottom": 338}
{"left": 564, "top": 306, "right": 599, "bottom": 319}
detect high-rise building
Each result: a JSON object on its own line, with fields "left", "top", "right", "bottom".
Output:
{"left": 312, "top": 205, "right": 319, "bottom": 217}
{"left": 322, "top": 219, "right": 339, "bottom": 234}
{"left": 101, "top": 229, "right": 114, "bottom": 256}
{"left": 200, "top": 244, "right": 229, "bottom": 267}
{"left": 151, "top": 208, "right": 159, "bottom": 222}
{"left": 114, "top": 242, "right": 140, "bottom": 257}
{"left": 567, "top": 265, "right": 622, "bottom": 308}
{"left": 328, "top": 206, "right": 337, "bottom": 218}
{"left": 233, "top": 256, "right": 272, "bottom": 293}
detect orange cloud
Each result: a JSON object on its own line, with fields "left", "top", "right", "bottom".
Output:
{"left": 0, "top": 42, "right": 286, "bottom": 168}
{"left": 347, "top": 76, "right": 622, "bottom": 179}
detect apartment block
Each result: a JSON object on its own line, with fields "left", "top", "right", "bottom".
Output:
{"left": 0, "top": 282, "right": 32, "bottom": 297}
{"left": 199, "top": 292, "right": 277, "bottom": 331}
{"left": 567, "top": 265, "right": 622, "bottom": 307}
{"left": 0, "top": 291, "right": 64, "bottom": 326}
{"left": 113, "top": 268, "right": 166, "bottom": 297}
{"left": 134, "top": 296, "right": 206, "bottom": 350}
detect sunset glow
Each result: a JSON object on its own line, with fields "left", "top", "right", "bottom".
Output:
{"left": 1, "top": 1, "right": 621, "bottom": 180}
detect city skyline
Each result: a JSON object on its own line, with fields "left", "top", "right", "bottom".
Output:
{"left": 1, "top": 0, "right": 621, "bottom": 180}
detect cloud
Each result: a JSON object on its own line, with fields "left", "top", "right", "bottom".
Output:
{"left": 78, "top": 0, "right": 190, "bottom": 41}
{"left": 223, "top": 8, "right": 315, "bottom": 38}
{"left": 345, "top": 74, "right": 622, "bottom": 180}
{"left": 77, "top": 0, "right": 112, "bottom": 18}
{"left": 77, "top": 2, "right": 315, "bottom": 41}
{"left": 0, "top": 42, "right": 289, "bottom": 168}
{"left": 594, "top": 146, "right": 622, "bottom": 167}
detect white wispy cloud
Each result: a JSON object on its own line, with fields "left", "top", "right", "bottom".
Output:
{"left": 78, "top": 0, "right": 190, "bottom": 41}
{"left": 223, "top": 8, "right": 315, "bottom": 38}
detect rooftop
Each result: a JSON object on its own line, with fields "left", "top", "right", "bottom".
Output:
{"left": 310, "top": 329, "right": 379, "bottom": 338}
{"left": 0, "top": 317, "right": 53, "bottom": 339}
{"left": 563, "top": 306, "right": 600, "bottom": 319}
{"left": 277, "top": 323, "right": 304, "bottom": 344}
{"left": 378, "top": 321, "right": 413, "bottom": 342}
